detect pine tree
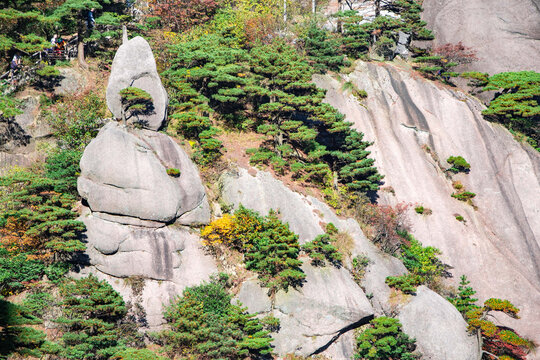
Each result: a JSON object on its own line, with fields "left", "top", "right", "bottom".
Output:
{"left": 302, "top": 234, "right": 343, "bottom": 267}
{"left": 0, "top": 169, "right": 86, "bottom": 262}
{"left": 356, "top": 316, "right": 417, "bottom": 359}
{"left": 482, "top": 71, "right": 540, "bottom": 149}
{"left": 447, "top": 275, "right": 479, "bottom": 314}
{"left": 56, "top": 275, "right": 128, "bottom": 359}
{"left": 303, "top": 21, "right": 348, "bottom": 73}
{"left": 157, "top": 279, "right": 273, "bottom": 359}
{"left": 0, "top": 298, "right": 56, "bottom": 358}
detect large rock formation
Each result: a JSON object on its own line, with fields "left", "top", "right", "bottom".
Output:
{"left": 421, "top": 0, "right": 540, "bottom": 74}
{"left": 77, "top": 36, "right": 215, "bottom": 329}
{"left": 106, "top": 36, "right": 168, "bottom": 130}
{"left": 314, "top": 61, "right": 540, "bottom": 348}
{"left": 78, "top": 122, "right": 210, "bottom": 226}
{"left": 221, "top": 168, "right": 480, "bottom": 358}
{"left": 399, "top": 286, "right": 480, "bottom": 360}
{"left": 238, "top": 264, "right": 374, "bottom": 357}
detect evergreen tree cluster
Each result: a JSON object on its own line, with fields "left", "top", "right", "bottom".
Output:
{"left": 202, "top": 206, "right": 306, "bottom": 294}
{"left": 355, "top": 316, "right": 417, "bottom": 359}
{"left": 165, "top": 35, "right": 382, "bottom": 193}
{"left": 482, "top": 71, "right": 540, "bottom": 150}
{"left": 155, "top": 277, "right": 273, "bottom": 359}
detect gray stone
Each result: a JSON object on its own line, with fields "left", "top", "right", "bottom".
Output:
{"left": 271, "top": 263, "right": 373, "bottom": 356}
{"left": 81, "top": 213, "right": 184, "bottom": 280}
{"left": 78, "top": 122, "right": 209, "bottom": 225}
{"left": 54, "top": 67, "right": 86, "bottom": 96}
{"left": 313, "top": 61, "right": 540, "bottom": 348}
{"left": 106, "top": 36, "right": 168, "bottom": 130}
{"left": 235, "top": 278, "right": 272, "bottom": 314}
{"left": 398, "top": 286, "right": 480, "bottom": 360}
{"left": 421, "top": 0, "right": 540, "bottom": 74}
{"left": 394, "top": 31, "right": 411, "bottom": 59}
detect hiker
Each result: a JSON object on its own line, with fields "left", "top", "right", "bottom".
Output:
{"left": 87, "top": 8, "right": 95, "bottom": 31}
{"left": 10, "top": 53, "right": 21, "bottom": 84}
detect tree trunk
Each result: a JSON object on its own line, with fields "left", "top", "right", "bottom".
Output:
{"left": 337, "top": 0, "right": 342, "bottom": 33}
{"left": 283, "top": 0, "right": 287, "bottom": 23}
{"left": 312, "top": 0, "right": 316, "bottom": 13}
{"left": 375, "top": 0, "right": 381, "bottom": 17}
{"left": 77, "top": 18, "right": 88, "bottom": 69}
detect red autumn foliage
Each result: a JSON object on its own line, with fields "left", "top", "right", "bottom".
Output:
{"left": 244, "top": 13, "right": 279, "bottom": 46}
{"left": 357, "top": 202, "right": 411, "bottom": 254}
{"left": 148, "top": 0, "right": 221, "bottom": 32}
{"left": 433, "top": 41, "right": 478, "bottom": 65}
{"left": 483, "top": 329, "right": 529, "bottom": 360}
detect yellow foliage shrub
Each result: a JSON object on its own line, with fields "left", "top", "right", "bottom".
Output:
{"left": 201, "top": 214, "right": 235, "bottom": 246}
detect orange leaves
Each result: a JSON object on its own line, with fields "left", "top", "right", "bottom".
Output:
{"left": 0, "top": 217, "right": 53, "bottom": 261}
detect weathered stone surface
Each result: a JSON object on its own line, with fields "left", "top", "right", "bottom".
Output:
{"left": 78, "top": 122, "right": 209, "bottom": 225}
{"left": 77, "top": 211, "right": 218, "bottom": 328}
{"left": 236, "top": 263, "right": 373, "bottom": 357}
{"left": 54, "top": 67, "right": 86, "bottom": 96}
{"left": 399, "top": 286, "right": 480, "bottom": 360}
{"left": 394, "top": 31, "right": 411, "bottom": 59}
{"left": 221, "top": 167, "right": 407, "bottom": 318}
{"left": 106, "top": 36, "right": 168, "bottom": 130}
{"left": 421, "top": 0, "right": 540, "bottom": 74}
{"left": 314, "top": 62, "right": 540, "bottom": 347}
{"left": 81, "top": 213, "right": 184, "bottom": 280}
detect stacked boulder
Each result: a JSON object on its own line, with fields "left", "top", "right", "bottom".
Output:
{"left": 77, "top": 35, "right": 214, "bottom": 328}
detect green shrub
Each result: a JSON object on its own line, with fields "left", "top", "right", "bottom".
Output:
{"left": 45, "top": 149, "right": 82, "bottom": 195}
{"left": 447, "top": 156, "right": 471, "bottom": 173}
{"left": 414, "top": 206, "right": 424, "bottom": 214}
{"left": 56, "top": 275, "right": 130, "bottom": 359}
{"left": 0, "top": 248, "right": 45, "bottom": 295}
{"left": 355, "top": 316, "right": 417, "bottom": 360}
{"left": 43, "top": 92, "right": 107, "bottom": 151}
{"left": 399, "top": 233, "right": 444, "bottom": 284}
{"left": 451, "top": 191, "right": 476, "bottom": 201}
{"left": 21, "top": 292, "right": 54, "bottom": 317}
{"left": 447, "top": 275, "right": 479, "bottom": 314}
{"left": 0, "top": 298, "right": 55, "bottom": 358}
{"left": 303, "top": 21, "right": 348, "bottom": 73}
{"left": 111, "top": 348, "right": 167, "bottom": 360}
{"left": 119, "top": 87, "right": 153, "bottom": 122}
{"left": 302, "top": 234, "right": 343, "bottom": 267}
{"left": 455, "top": 215, "right": 465, "bottom": 222}
{"left": 166, "top": 168, "right": 180, "bottom": 177}
{"left": 202, "top": 206, "right": 306, "bottom": 294}
{"left": 156, "top": 279, "right": 273, "bottom": 359}
{"left": 351, "top": 254, "right": 370, "bottom": 284}
{"left": 385, "top": 274, "right": 423, "bottom": 294}
{"left": 325, "top": 222, "right": 339, "bottom": 235}
{"left": 482, "top": 71, "right": 539, "bottom": 149}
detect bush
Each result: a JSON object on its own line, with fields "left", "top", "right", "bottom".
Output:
{"left": 351, "top": 254, "right": 370, "bottom": 284}
{"left": 447, "top": 275, "right": 478, "bottom": 314}
{"left": 119, "top": 87, "right": 153, "bottom": 122}
{"left": 166, "top": 168, "right": 180, "bottom": 177}
{"left": 482, "top": 71, "right": 539, "bottom": 150}
{"left": 302, "top": 234, "right": 343, "bottom": 267}
{"left": 148, "top": 0, "right": 222, "bottom": 32}
{"left": 355, "top": 316, "right": 417, "bottom": 360}
{"left": 446, "top": 155, "right": 471, "bottom": 173}
{"left": 385, "top": 274, "right": 423, "bottom": 294}
{"left": 56, "top": 275, "right": 131, "bottom": 359}
{"left": 451, "top": 191, "right": 476, "bottom": 201}
{"left": 202, "top": 206, "right": 305, "bottom": 294}
{"left": 356, "top": 202, "right": 410, "bottom": 255}
{"left": 399, "top": 233, "right": 444, "bottom": 284}
{"left": 155, "top": 279, "right": 273, "bottom": 359}
{"left": 43, "top": 92, "right": 107, "bottom": 151}
{"left": 0, "top": 169, "right": 86, "bottom": 262}
{"left": 45, "top": 149, "right": 82, "bottom": 195}
{"left": 455, "top": 215, "right": 465, "bottom": 222}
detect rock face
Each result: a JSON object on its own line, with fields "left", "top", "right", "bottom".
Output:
{"left": 78, "top": 122, "right": 209, "bottom": 226}
{"left": 106, "top": 36, "right": 168, "bottom": 130}
{"left": 0, "top": 95, "right": 51, "bottom": 175}
{"left": 421, "top": 0, "right": 540, "bottom": 74}
{"left": 237, "top": 264, "right": 374, "bottom": 357}
{"left": 314, "top": 61, "right": 540, "bottom": 347}
{"left": 222, "top": 168, "right": 407, "bottom": 357}
{"left": 399, "top": 286, "right": 480, "bottom": 360}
